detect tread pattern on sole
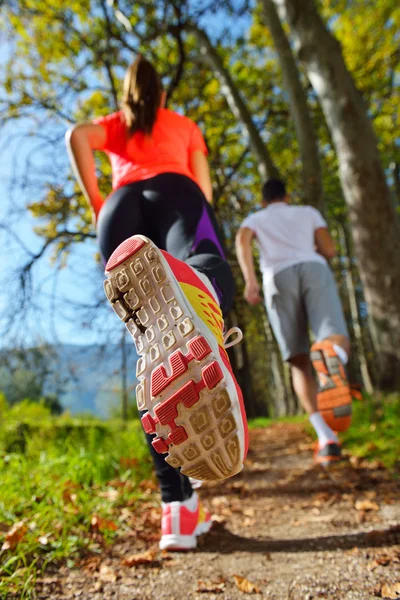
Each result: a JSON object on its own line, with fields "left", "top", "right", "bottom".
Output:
{"left": 311, "top": 344, "right": 352, "bottom": 432}
{"left": 104, "top": 236, "right": 243, "bottom": 481}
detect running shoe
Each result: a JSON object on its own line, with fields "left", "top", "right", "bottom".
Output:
{"left": 314, "top": 440, "right": 342, "bottom": 466}
{"left": 159, "top": 492, "right": 212, "bottom": 550}
{"left": 104, "top": 235, "right": 248, "bottom": 481}
{"left": 310, "top": 340, "right": 352, "bottom": 432}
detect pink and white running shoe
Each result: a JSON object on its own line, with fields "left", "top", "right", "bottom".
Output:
{"left": 160, "top": 492, "right": 212, "bottom": 550}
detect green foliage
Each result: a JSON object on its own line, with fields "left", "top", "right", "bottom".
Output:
{"left": 0, "top": 411, "right": 153, "bottom": 599}
{"left": 341, "top": 393, "right": 400, "bottom": 469}
{"left": 2, "top": 0, "right": 400, "bottom": 413}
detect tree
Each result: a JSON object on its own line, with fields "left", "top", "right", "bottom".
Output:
{"left": 0, "top": 345, "right": 64, "bottom": 413}
{"left": 260, "top": 0, "right": 324, "bottom": 212}
{"left": 273, "top": 0, "right": 400, "bottom": 388}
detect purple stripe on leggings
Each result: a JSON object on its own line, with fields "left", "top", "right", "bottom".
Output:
{"left": 191, "top": 204, "right": 225, "bottom": 259}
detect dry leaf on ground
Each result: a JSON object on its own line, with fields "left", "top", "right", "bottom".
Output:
{"left": 197, "top": 579, "right": 226, "bottom": 593}
{"left": 380, "top": 582, "right": 400, "bottom": 599}
{"left": 122, "top": 548, "right": 158, "bottom": 567}
{"left": 97, "top": 564, "right": 117, "bottom": 583}
{"left": 1, "top": 521, "right": 27, "bottom": 551}
{"left": 90, "top": 515, "right": 118, "bottom": 532}
{"left": 355, "top": 499, "right": 379, "bottom": 511}
{"left": 233, "top": 575, "right": 261, "bottom": 594}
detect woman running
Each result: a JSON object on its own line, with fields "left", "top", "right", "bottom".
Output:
{"left": 65, "top": 55, "right": 248, "bottom": 550}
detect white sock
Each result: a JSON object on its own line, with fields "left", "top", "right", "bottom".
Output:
{"left": 192, "top": 268, "right": 220, "bottom": 306}
{"left": 310, "top": 411, "right": 338, "bottom": 445}
{"left": 332, "top": 344, "right": 348, "bottom": 365}
{"left": 162, "top": 491, "right": 198, "bottom": 510}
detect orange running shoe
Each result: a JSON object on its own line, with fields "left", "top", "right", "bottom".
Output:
{"left": 160, "top": 492, "right": 212, "bottom": 550}
{"left": 310, "top": 340, "right": 352, "bottom": 432}
{"left": 314, "top": 441, "right": 342, "bottom": 467}
{"left": 104, "top": 235, "right": 248, "bottom": 481}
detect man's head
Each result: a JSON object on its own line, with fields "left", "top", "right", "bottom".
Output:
{"left": 262, "top": 178, "right": 288, "bottom": 206}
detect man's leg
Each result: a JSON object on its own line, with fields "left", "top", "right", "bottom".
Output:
{"left": 289, "top": 353, "right": 339, "bottom": 448}
{"left": 264, "top": 266, "right": 342, "bottom": 463}
{"left": 301, "top": 263, "right": 352, "bottom": 433}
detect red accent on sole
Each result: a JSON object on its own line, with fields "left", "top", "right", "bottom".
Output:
{"left": 151, "top": 351, "right": 188, "bottom": 397}
{"left": 219, "top": 347, "right": 249, "bottom": 458}
{"left": 141, "top": 413, "right": 157, "bottom": 434}
{"left": 152, "top": 437, "right": 169, "bottom": 454}
{"left": 105, "top": 237, "right": 146, "bottom": 273}
{"left": 202, "top": 361, "right": 224, "bottom": 389}
{"left": 168, "top": 426, "right": 188, "bottom": 445}
{"left": 187, "top": 336, "right": 212, "bottom": 361}
{"left": 154, "top": 380, "right": 200, "bottom": 425}
{"left": 151, "top": 336, "right": 212, "bottom": 397}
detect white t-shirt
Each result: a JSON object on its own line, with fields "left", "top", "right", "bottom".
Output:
{"left": 241, "top": 202, "right": 328, "bottom": 283}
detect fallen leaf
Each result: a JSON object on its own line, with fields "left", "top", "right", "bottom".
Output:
{"left": 62, "top": 481, "right": 80, "bottom": 505}
{"left": 139, "top": 479, "right": 158, "bottom": 492}
{"left": 1, "top": 521, "right": 27, "bottom": 551}
{"left": 355, "top": 499, "right": 379, "bottom": 511}
{"left": 233, "top": 575, "right": 261, "bottom": 594}
{"left": 197, "top": 579, "right": 225, "bottom": 593}
{"left": 98, "top": 488, "right": 119, "bottom": 502}
{"left": 98, "top": 564, "right": 117, "bottom": 583}
{"left": 90, "top": 515, "right": 118, "bottom": 532}
{"left": 122, "top": 549, "right": 158, "bottom": 567}
{"left": 381, "top": 582, "right": 400, "bottom": 599}
{"left": 120, "top": 457, "right": 139, "bottom": 469}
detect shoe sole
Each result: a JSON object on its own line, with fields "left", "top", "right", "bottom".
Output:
{"left": 104, "top": 235, "right": 245, "bottom": 481}
{"left": 311, "top": 343, "right": 352, "bottom": 432}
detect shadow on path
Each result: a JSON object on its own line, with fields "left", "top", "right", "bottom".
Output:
{"left": 196, "top": 523, "right": 400, "bottom": 554}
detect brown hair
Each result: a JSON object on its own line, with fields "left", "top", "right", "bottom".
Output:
{"left": 122, "top": 55, "right": 163, "bottom": 136}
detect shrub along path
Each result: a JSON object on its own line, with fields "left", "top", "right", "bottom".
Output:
{"left": 35, "top": 422, "right": 400, "bottom": 600}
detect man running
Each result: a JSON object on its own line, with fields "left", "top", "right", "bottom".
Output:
{"left": 235, "top": 178, "right": 352, "bottom": 465}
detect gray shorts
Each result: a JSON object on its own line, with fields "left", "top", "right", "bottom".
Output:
{"left": 263, "top": 262, "right": 349, "bottom": 361}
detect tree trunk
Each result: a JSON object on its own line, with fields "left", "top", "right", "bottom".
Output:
{"left": 189, "top": 24, "right": 279, "bottom": 181}
{"left": 226, "top": 309, "right": 266, "bottom": 418}
{"left": 339, "top": 224, "right": 374, "bottom": 394}
{"left": 262, "top": 314, "right": 288, "bottom": 416}
{"left": 261, "top": 0, "right": 324, "bottom": 213}
{"left": 274, "top": 0, "right": 400, "bottom": 389}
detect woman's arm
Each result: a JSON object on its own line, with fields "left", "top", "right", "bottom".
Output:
{"left": 65, "top": 123, "right": 107, "bottom": 222}
{"left": 189, "top": 150, "right": 213, "bottom": 204}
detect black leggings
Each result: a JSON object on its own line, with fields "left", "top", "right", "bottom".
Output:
{"left": 97, "top": 173, "right": 234, "bottom": 503}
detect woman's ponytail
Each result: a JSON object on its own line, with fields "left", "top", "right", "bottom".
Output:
{"left": 122, "top": 55, "right": 163, "bottom": 135}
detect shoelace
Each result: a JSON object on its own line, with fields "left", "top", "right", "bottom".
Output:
{"left": 223, "top": 326, "right": 243, "bottom": 349}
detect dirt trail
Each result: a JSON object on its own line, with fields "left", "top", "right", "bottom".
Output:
{"left": 37, "top": 423, "right": 400, "bottom": 600}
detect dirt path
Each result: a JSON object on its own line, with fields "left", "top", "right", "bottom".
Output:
{"left": 37, "top": 423, "right": 400, "bottom": 600}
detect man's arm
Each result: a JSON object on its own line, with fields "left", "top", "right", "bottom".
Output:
{"left": 314, "top": 227, "right": 337, "bottom": 259}
{"left": 235, "top": 227, "right": 262, "bottom": 305}
{"left": 65, "top": 123, "right": 106, "bottom": 223}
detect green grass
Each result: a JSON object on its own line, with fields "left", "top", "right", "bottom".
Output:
{"left": 0, "top": 414, "right": 153, "bottom": 599}
{"left": 1, "top": 394, "right": 399, "bottom": 598}
{"left": 248, "top": 414, "right": 306, "bottom": 429}
{"left": 340, "top": 392, "right": 400, "bottom": 469}
{"left": 252, "top": 393, "right": 400, "bottom": 471}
